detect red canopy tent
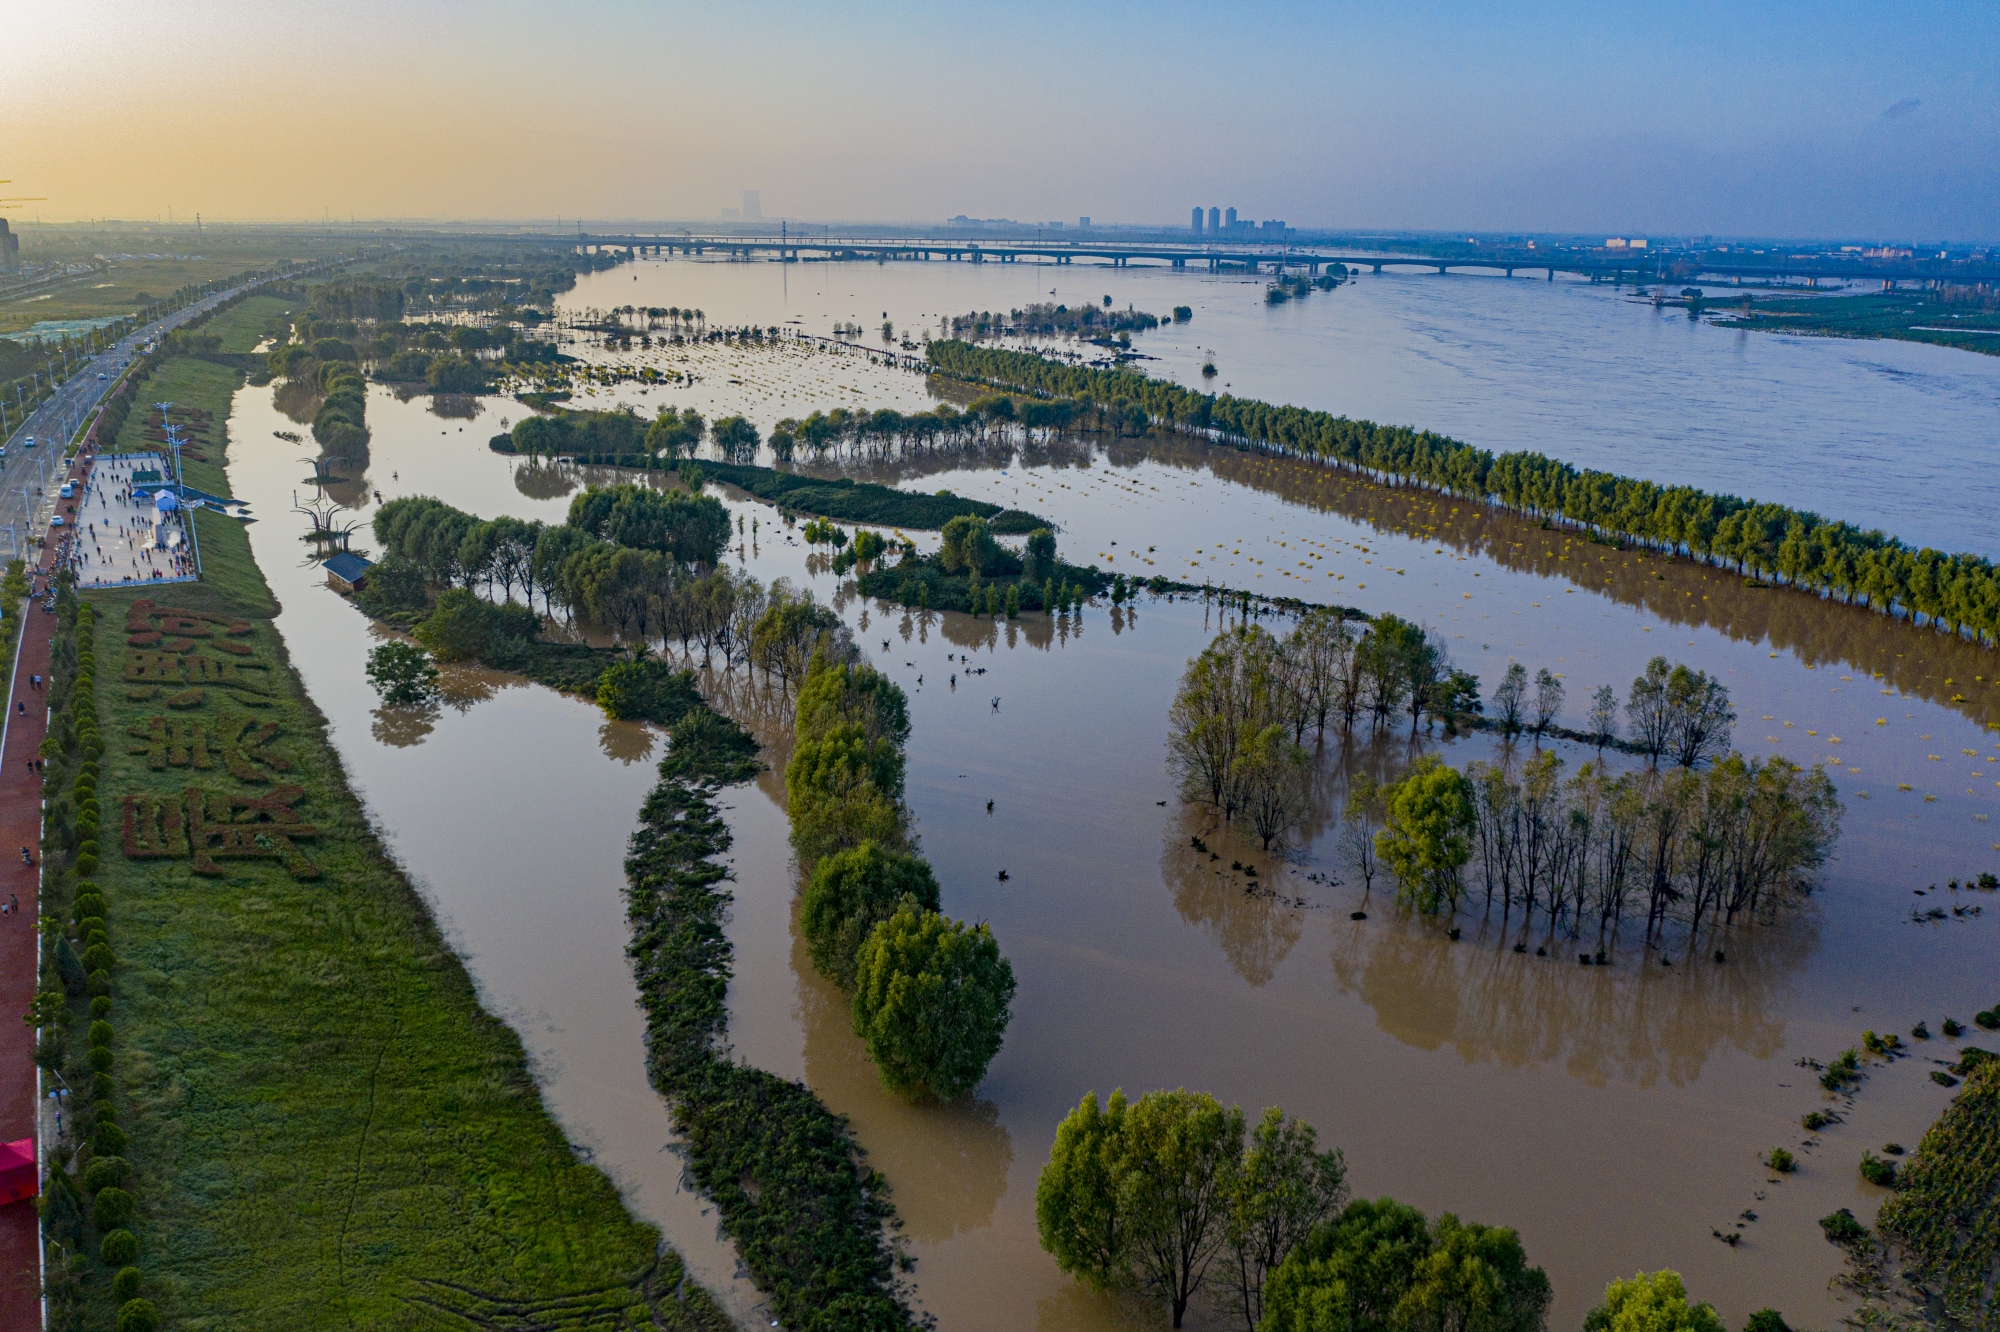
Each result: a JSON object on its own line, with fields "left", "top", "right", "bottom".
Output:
{"left": 0, "top": 1140, "right": 36, "bottom": 1207}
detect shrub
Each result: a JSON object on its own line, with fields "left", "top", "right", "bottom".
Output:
{"left": 93, "top": 1122, "right": 127, "bottom": 1156}
{"left": 596, "top": 659, "right": 702, "bottom": 724}
{"left": 75, "top": 853, "right": 98, "bottom": 875}
{"left": 90, "top": 996, "right": 112, "bottom": 1019}
{"left": 116, "top": 1298, "right": 159, "bottom": 1332}
{"left": 93, "top": 1186, "right": 134, "bottom": 1230}
{"left": 364, "top": 640, "right": 439, "bottom": 706}
{"left": 1911, "top": 1021, "right": 1930, "bottom": 1040}
{"left": 1743, "top": 1311, "right": 1791, "bottom": 1332}
{"left": 415, "top": 588, "right": 538, "bottom": 665}
{"left": 1860, "top": 1152, "right": 1898, "bottom": 1187}
{"left": 112, "top": 1267, "right": 143, "bottom": 1302}
{"left": 354, "top": 554, "right": 430, "bottom": 615}
{"left": 100, "top": 1230, "right": 137, "bottom": 1265}
{"left": 87, "top": 970, "right": 111, "bottom": 998}
{"left": 82, "top": 943, "right": 116, "bottom": 973}
{"left": 1977, "top": 1010, "right": 1998, "bottom": 1030}
{"left": 1766, "top": 1148, "right": 1796, "bottom": 1173}
{"left": 87, "top": 1046, "right": 115, "bottom": 1072}
{"left": 799, "top": 841, "right": 941, "bottom": 991}
{"left": 83, "top": 1156, "right": 130, "bottom": 1195}
{"left": 88, "top": 1020, "right": 114, "bottom": 1048}
{"left": 1943, "top": 1017, "right": 1963, "bottom": 1037}
{"left": 1820, "top": 1208, "right": 1867, "bottom": 1245}
{"left": 851, "top": 905, "right": 1016, "bottom": 1100}
{"left": 1803, "top": 1111, "right": 1834, "bottom": 1131}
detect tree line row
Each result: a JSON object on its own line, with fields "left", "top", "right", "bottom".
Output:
{"left": 1358, "top": 748, "right": 1840, "bottom": 953}
{"left": 787, "top": 653, "right": 1017, "bottom": 1100}
{"left": 925, "top": 339, "right": 2000, "bottom": 647}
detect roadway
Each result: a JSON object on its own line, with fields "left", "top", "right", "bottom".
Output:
{"left": 0, "top": 281, "right": 264, "bottom": 560}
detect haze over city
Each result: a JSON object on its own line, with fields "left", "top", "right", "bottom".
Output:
{"left": 12, "top": 0, "right": 1998, "bottom": 238}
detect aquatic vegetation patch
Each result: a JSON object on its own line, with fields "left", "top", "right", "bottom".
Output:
{"left": 699, "top": 458, "right": 1049, "bottom": 532}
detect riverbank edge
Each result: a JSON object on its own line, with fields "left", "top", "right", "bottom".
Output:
{"left": 335, "top": 579, "right": 925, "bottom": 1330}
{"left": 922, "top": 340, "right": 2000, "bottom": 648}
{"left": 65, "top": 352, "right": 735, "bottom": 1329}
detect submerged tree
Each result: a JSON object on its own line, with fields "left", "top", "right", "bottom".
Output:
{"left": 1376, "top": 755, "right": 1478, "bottom": 916}
{"left": 850, "top": 904, "right": 1016, "bottom": 1101}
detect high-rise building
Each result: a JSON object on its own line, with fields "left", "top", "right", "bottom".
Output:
{"left": 0, "top": 219, "right": 16, "bottom": 271}
{"left": 1192, "top": 207, "right": 1204, "bottom": 233}
{"left": 1225, "top": 207, "right": 1237, "bottom": 228}
{"left": 1208, "top": 206, "right": 1220, "bottom": 231}
{"left": 742, "top": 190, "right": 762, "bottom": 221}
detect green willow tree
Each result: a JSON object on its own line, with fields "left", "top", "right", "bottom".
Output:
{"left": 1582, "top": 1271, "right": 1725, "bottom": 1332}
{"left": 850, "top": 905, "right": 1015, "bottom": 1100}
{"left": 1375, "top": 756, "right": 1477, "bottom": 915}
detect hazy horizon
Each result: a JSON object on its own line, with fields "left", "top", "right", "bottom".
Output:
{"left": 13, "top": 0, "right": 1997, "bottom": 242}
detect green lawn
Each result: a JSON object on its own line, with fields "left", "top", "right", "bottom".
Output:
{"left": 3, "top": 236, "right": 346, "bottom": 337}
{"left": 200, "top": 294, "right": 297, "bottom": 354}
{"left": 74, "top": 356, "right": 730, "bottom": 1329}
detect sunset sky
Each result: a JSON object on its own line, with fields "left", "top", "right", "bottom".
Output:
{"left": 12, "top": 0, "right": 1996, "bottom": 238}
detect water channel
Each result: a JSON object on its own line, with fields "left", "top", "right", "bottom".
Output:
{"left": 221, "top": 258, "right": 2000, "bottom": 1331}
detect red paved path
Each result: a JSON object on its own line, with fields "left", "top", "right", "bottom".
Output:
{"left": 0, "top": 431, "right": 103, "bottom": 1328}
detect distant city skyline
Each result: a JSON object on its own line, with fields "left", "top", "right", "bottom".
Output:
{"left": 11, "top": 0, "right": 1997, "bottom": 240}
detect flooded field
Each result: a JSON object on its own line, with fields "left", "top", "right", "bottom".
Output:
{"left": 225, "top": 286, "right": 2000, "bottom": 1331}
{"left": 557, "top": 253, "right": 2000, "bottom": 555}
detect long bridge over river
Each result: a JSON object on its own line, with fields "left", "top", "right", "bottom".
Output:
{"left": 567, "top": 235, "right": 1975, "bottom": 287}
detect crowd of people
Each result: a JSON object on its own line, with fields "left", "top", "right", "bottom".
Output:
{"left": 40, "top": 451, "right": 195, "bottom": 588}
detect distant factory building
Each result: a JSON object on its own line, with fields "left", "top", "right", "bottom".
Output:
{"left": 1079, "top": 216, "right": 1091, "bottom": 228}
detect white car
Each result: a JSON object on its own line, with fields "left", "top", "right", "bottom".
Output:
{"left": 23, "top": 437, "right": 34, "bottom": 449}
{"left": 51, "top": 516, "right": 64, "bottom": 527}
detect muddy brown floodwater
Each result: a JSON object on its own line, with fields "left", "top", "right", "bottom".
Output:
{"left": 226, "top": 364, "right": 1998, "bottom": 1332}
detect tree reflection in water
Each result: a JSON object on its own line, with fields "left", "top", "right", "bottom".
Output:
{"left": 370, "top": 702, "right": 438, "bottom": 748}
{"left": 788, "top": 906, "right": 1013, "bottom": 1245}
{"left": 512, "top": 459, "right": 579, "bottom": 502}
{"left": 1164, "top": 724, "right": 1809, "bottom": 1083}
{"left": 1328, "top": 906, "right": 1803, "bottom": 1087}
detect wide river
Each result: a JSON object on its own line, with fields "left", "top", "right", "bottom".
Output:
{"left": 220, "top": 255, "right": 1999, "bottom": 1332}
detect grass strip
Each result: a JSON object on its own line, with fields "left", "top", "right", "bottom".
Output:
{"left": 54, "top": 352, "right": 732, "bottom": 1330}
{"left": 1874, "top": 1057, "right": 2000, "bottom": 1326}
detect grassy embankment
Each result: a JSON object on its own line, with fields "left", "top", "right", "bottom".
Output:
{"left": 198, "top": 293, "right": 299, "bottom": 354}
{"left": 2, "top": 235, "right": 349, "bottom": 337}
{"left": 1709, "top": 292, "right": 2000, "bottom": 356}
{"left": 65, "top": 353, "right": 731, "bottom": 1329}
{"left": 1838, "top": 1050, "right": 1999, "bottom": 1327}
